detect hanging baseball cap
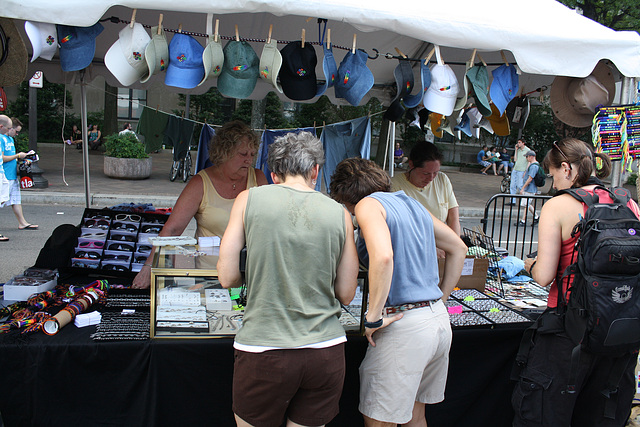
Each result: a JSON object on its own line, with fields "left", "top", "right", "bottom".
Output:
{"left": 505, "top": 95, "right": 531, "bottom": 130}
{"left": 550, "top": 61, "right": 615, "bottom": 128}
{"left": 315, "top": 44, "right": 338, "bottom": 97}
{"left": 404, "top": 61, "right": 431, "bottom": 109}
{"left": 24, "top": 21, "right": 58, "bottom": 62}
{"left": 423, "top": 46, "right": 459, "bottom": 116}
{"left": 384, "top": 59, "right": 414, "bottom": 122}
{"left": 466, "top": 106, "right": 483, "bottom": 138}
{"left": 335, "top": 49, "right": 374, "bottom": 106}
{"left": 258, "top": 39, "right": 282, "bottom": 93}
{"left": 453, "top": 61, "right": 472, "bottom": 112}
{"left": 141, "top": 25, "right": 169, "bottom": 84}
{"left": 486, "top": 102, "right": 511, "bottom": 136}
{"left": 454, "top": 110, "right": 472, "bottom": 137}
{"left": 105, "top": 23, "right": 151, "bottom": 87}
{"left": 218, "top": 40, "right": 259, "bottom": 99}
{"left": 466, "top": 64, "right": 491, "bottom": 116}
{"left": 165, "top": 33, "right": 205, "bottom": 89}
{"left": 199, "top": 38, "right": 224, "bottom": 86}
{"left": 490, "top": 64, "right": 519, "bottom": 115}
{"left": 279, "top": 41, "right": 318, "bottom": 101}
{"left": 0, "top": 18, "right": 28, "bottom": 87}
{"left": 56, "top": 22, "right": 103, "bottom": 72}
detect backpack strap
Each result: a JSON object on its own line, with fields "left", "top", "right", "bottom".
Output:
{"left": 601, "top": 353, "right": 635, "bottom": 419}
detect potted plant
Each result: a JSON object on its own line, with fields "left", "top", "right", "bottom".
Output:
{"left": 103, "top": 132, "right": 152, "bottom": 179}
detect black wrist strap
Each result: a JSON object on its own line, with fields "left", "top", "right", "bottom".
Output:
{"left": 364, "top": 318, "right": 383, "bottom": 328}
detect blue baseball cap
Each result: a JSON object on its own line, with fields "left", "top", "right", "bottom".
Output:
{"left": 56, "top": 22, "right": 103, "bottom": 72}
{"left": 335, "top": 49, "right": 374, "bottom": 106}
{"left": 490, "top": 64, "right": 519, "bottom": 116}
{"left": 404, "top": 62, "right": 431, "bottom": 109}
{"left": 218, "top": 40, "right": 259, "bottom": 99}
{"left": 316, "top": 45, "right": 338, "bottom": 97}
{"left": 454, "top": 110, "right": 472, "bottom": 137}
{"left": 165, "top": 33, "right": 205, "bottom": 89}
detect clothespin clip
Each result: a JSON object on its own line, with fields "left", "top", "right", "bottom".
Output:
{"left": 301, "top": 29, "right": 305, "bottom": 48}
{"left": 500, "top": 50, "right": 509, "bottom": 65}
{"left": 327, "top": 29, "right": 331, "bottom": 49}
{"left": 178, "top": 23, "right": 183, "bottom": 33}
{"left": 424, "top": 47, "right": 435, "bottom": 65}
{"left": 235, "top": 25, "right": 240, "bottom": 42}
{"left": 130, "top": 9, "right": 137, "bottom": 28}
{"left": 477, "top": 53, "right": 487, "bottom": 67}
{"left": 352, "top": 34, "right": 357, "bottom": 54}
{"left": 157, "top": 14, "right": 163, "bottom": 35}
{"left": 267, "top": 24, "right": 273, "bottom": 44}
{"left": 470, "top": 48, "right": 477, "bottom": 64}
{"left": 394, "top": 47, "right": 407, "bottom": 59}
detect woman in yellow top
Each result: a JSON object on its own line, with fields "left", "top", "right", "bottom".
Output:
{"left": 132, "top": 120, "right": 268, "bottom": 289}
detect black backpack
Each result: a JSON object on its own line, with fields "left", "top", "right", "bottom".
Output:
{"left": 558, "top": 186, "right": 640, "bottom": 389}
{"left": 532, "top": 163, "right": 546, "bottom": 187}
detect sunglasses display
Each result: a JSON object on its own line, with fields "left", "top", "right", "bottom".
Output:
{"left": 72, "top": 261, "right": 99, "bottom": 269}
{"left": 137, "top": 245, "right": 152, "bottom": 253}
{"left": 115, "top": 214, "right": 142, "bottom": 222}
{"left": 103, "top": 254, "right": 131, "bottom": 261}
{"left": 110, "top": 234, "right": 136, "bottom": 242}
{"left": 75, "top": 251, "right": 100, "bottom": 259}
{"left": 134, "top": 255, "right": 149, "bottom": 264}
{"left": 141, "top": 225, "right": 162, "bottom": 234}
{"left": 84, "top": 219, "right": 110, "bottom": 229}
{"left": 78, "top": 241, "right": 105, "bottom": 249}
{"left": 81, "top": 232, "right": 106, "bottom": 239}
{"left": 103, "top": 264, "right": 129, "bottom": 271}
{"left": 86, "top": 214, "right": 111, "bottom": 221}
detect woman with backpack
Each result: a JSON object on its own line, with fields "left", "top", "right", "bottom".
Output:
{"left": 512, "top": 138, "right": 640, "bottom": 426}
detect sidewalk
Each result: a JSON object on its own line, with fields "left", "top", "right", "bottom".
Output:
{"left": 23, "top": 143, "right": 619, "bottom": 217}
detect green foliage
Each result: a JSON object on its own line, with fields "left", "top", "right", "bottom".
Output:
{"left": 104, "top": 133, "right": 148, "bottom": 159}
{"left": 6, "top": 80, "right": 74, "bottom": 143}
{"left": 263, "top": 92, "right": 293, "bottom": 129}
{"left": 14, "top": 132, "right": 30, "bottom": 153}
{"left": 520, "top": 102, "right": 560, "bottom": 155}
{"left": 558, "top": 0, "right": 640, "bottom": 31}
{"left": 177, "top": 87, "right": 232, "bottom": 125}
{"left": 626, "top": 172, "right": 638, "bottom": 186}
{"left": 231, "top": 100, "right": 253, "bottom": 123}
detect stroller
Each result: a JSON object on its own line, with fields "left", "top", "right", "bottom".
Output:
{"left": 170, "top": 137, "right": 192, "bottom": 182}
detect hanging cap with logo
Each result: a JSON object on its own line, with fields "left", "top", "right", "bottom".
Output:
{"left": 490, "top": 63, "right": 519, "bottom": 116}
{"left": 56, "top": 22, "right": 104, "bottom": 72}
{"left": 423, "top": 46, "right": 459, "bottom": 116}
{"left": 24, "top": 21, "right": 58, "bottom": 62}
{"left": 199, "top": 14, "right": 224, "bottom": 86}
{"left": 335, "top": 49, "right": 374, "bottom": 106}
{"left": 486, "top": 102, "right": 511, "bottom": 136}
{"left": 259, "top": 39, "right": 283, "bottom": 93}
{"left": 105, "top": 23, "right": 151, "bottom": 86}
{"left": 141, "top": 25, "right": 169, "bottom": 84}
{"left": 165, "top": 32, "right": 205, "bottom": 90}
{"left": 404, "top": 61, "right": 431, "bottom": 109}
{"left": 466, "top": 64, "right": 491, "bottom": 116}
{"left": 217, "top": 40, "right": 259, "bottom": 99}
{"left": 316, "top": 44, "right": 338, "bottom": 97}
{"left": 278, "top": 41, "right": 317, "bottom": 101}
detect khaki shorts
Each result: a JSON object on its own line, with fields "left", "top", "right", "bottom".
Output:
{"left": 233, "top": 343, "right": 345, "bottom": 427}
{"left": 359, "top": 300, "right": 452, "bottom": 424}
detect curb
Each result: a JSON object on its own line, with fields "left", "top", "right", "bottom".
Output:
{"left": 21, "top": 191, "right": 178, "bottom": 208}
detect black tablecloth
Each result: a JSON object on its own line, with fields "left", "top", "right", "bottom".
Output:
{"left": 0, "top": 323, "right": 528, "bottom": 427}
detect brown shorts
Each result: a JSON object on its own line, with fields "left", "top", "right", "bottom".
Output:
{"left": 232, "top": 343, "right": 346, "bottom": 427}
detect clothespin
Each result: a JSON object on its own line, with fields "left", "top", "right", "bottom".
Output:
{"left": 267, "top": 24, "right": 273, "bottom": 44}
{"left": 214, "top": 19, "right": 220, "bottom": 43}
{"left": 470, "top": 48, "right": 477, "bottom": 64}
{"left": 424, "top": 47, "right": 435, "bottom": 65}
{"left": 130, "top": 9, "right": 137, "bottom": 28}
{"left": 301, "top": 29, "right": 305, "bottom": 48}
{"left": 500, "top": 50, "right": 509, "bottom": 65}
{"left": 235, "top": 25, "right": 240, "bottom": 42}
{"left": 477, "top": 53, "right": 487, "bottom": 67}
{"left": 157, "top": 14, "right": 163, "bottom": 35}
{"left": 352, "top": 34, "right": 357, "bottom": 54}
{"left": 327, "top": 29, "right": 331, "bottom": 49}
{"left": 394, "top": 47, "right": 407, "bottom": 59}
{"left": 178, "top": 23, "right": 183, "bottom": 33}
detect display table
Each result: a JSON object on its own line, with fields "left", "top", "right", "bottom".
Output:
{"left": 0, "top": 320, "right": 528, "bottom": 426}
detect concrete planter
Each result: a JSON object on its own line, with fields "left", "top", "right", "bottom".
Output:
{"left": 104, "top": 156, "right": 152, "bottom": 180}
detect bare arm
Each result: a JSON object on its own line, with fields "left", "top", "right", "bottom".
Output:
{"left": 333, "top": 208, "right": 359, "bottom": 305}
{"left": 217, "top": 191, "right": 249, "bottom": 288}
{"left": 131, "top": 175, "right": 204, "bottom": 289}
{"left": 2, "top": 152, "right": 27, "bottom": 163}
{"left": 432, "top": 211, "right": 467, "bottom": 301}
{"left": 524, "top": 199, "right": 564, "bottom": 286}
{"left": 446, "top": 206, "right": 461, "bottom": 236}
{"left": 254, "top": 168, "right": 269, "bottom": 186}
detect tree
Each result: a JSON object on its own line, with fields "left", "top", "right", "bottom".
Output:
{"left": 7, "top": 79, "right": 75, "bottom": 143}
{"left": 558, "top": 0, "right": 640, "bottom": 31}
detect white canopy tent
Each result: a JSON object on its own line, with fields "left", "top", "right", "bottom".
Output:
{"left": 2, "top": 0, "right": 640, "bottom": 205}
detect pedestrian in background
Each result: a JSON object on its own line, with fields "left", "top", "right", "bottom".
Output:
{"left": 510, "top": 139, "right": 531, "bottom": 204}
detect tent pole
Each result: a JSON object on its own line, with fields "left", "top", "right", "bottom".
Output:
{"left": 612, "top": 76, "right": 633, "bottom": 188}
{"left": 80, "top": 71, "right": 91, "bottom": 208}
{"left": 389, "top": 123, "right": 396, "bottom": 177}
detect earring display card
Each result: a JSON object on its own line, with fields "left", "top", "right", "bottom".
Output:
{"left": 205, "top": 289, "right": 232, "bottom": 311}
{"left": 156, "top": 305, "right": 207, "bottom": 322}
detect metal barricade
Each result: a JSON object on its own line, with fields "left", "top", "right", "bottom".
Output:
{"left": 481, "top": 193, "right": 551, "bottom": 260}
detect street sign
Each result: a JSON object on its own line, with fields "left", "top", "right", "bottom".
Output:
{"left": 29, "top": 71, "right": 43, "bottom": 88}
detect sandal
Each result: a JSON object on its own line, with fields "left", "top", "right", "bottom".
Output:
{"left": 0, "top": 234, "right": 9, "bottom": 241}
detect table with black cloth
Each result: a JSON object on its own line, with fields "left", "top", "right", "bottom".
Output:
{"left": 0, "top": 320, "right": 528, "bottom": 427}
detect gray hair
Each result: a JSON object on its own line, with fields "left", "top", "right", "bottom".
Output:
{"left": 267, "top": 131, "right": 325, "bottom": 181}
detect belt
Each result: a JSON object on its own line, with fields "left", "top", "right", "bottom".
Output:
{"left": 383, "top": 299, "right": 441, "bottom": 315}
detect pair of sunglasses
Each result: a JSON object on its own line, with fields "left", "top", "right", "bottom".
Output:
{"left": 137, "top": 245, "right": 152, "bottom": 253}
{"left": 110, "top": 234, "right": 136, "bottom": 242}
{"left": 75, "top": 251, "right": 100, "bottom": 259}
{"left": 87, "top": 214, "right": 111, "bottom": 220}
{"left": 115, "top": 214, "right": 141, "bottom": 222}
{"left": 73, "top": 261, "right": 98, "bottom": 269}
{"left": 112, "top": 222, "right": 138, "bottom": 232}
{"left": 134, "top": 255, "right": 148, "bottom": 263}
{"left": 141, "top": 225, "right": 162, "bottom": 233}
{"left": 81, "top": 232, "right": 106, "bottom": 238}
{"left": 108, "top": 243, "right": 134, "bottom": 252}
{"left": 103, "top": 254, "right": 130, "bottom": 261}
{"left": 84, "top": 219, "right": 110, "bottom": 229}
{"left": 103, "top": 264, "right": 129, "bottom": 271}
{"left": 79, "top": 241, "right": 104, "bottom": 249}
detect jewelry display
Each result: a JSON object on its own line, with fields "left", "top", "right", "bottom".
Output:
{"left": 156, "top": 305, "right": 207, "bottom": 322}
{"left": 91, "top": 311, "right": 150, "bottom": 341}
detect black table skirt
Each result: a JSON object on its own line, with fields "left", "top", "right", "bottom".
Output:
{"left": 0, "top": 323, "right": 527, "bottom": 427}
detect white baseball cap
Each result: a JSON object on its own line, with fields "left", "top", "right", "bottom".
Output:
{"left": 105, "top": 23, "right": 151, "bottom": 86}
{"left": 24, "top": 21, "right": 58, "bottom": 62}
{"left": 423, "top": 47, "right": 459, "bottom": 116}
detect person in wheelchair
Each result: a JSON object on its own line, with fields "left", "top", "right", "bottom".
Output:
{"left": 132, "top": 120, "right": 268, "bottom": 289}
